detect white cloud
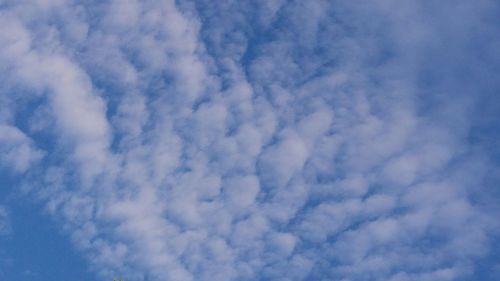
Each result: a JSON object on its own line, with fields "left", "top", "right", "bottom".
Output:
{"left": 0, "top": 125, "right": 43, "bottom": 173}
{"left": 0, "top": 0, "right": 498, "bottom": 280}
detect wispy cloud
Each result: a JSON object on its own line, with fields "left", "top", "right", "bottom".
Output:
{"left": 0, "top": 206, "right": 10, "bottom": 236}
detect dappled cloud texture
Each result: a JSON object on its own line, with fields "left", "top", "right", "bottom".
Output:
{"left": 1, "top": 0, "right": 500, "bottom": 280}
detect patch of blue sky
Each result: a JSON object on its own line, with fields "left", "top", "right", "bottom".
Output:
{"left": 0, "top": 196, "right": 97, "bottom": 281}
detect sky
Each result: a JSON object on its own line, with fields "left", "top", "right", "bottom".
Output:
{"left": 0, "top": 0, "right": 500, "bottom": 281}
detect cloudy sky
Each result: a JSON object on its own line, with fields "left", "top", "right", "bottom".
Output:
{"left": 1, "top": 0, "right": 500, "bottom": 280}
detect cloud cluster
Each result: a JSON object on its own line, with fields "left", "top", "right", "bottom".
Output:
{"left": 0, "top": 0, "right": 499, "bottom": 280}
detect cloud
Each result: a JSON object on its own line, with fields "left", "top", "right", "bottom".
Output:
{"left": 0, "top": 125, "right": 43, "bottom": 173}
{"left": 0, "top": 0, "right": 499, "bottom": 281}
{"left": 0, "top": 207, "right": 10, "bottom": 236}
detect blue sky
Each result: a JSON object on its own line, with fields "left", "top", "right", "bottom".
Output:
{"left": 0, "top": 0, "right": 500, "bottom": 280}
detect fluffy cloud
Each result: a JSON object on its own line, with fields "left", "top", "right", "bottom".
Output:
{"left": 0, "top": 0, "right": 499, "bottom": 281}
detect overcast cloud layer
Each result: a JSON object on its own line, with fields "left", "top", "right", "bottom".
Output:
{"left": 1, "top": 1, "right": 500, "bottom": 280}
